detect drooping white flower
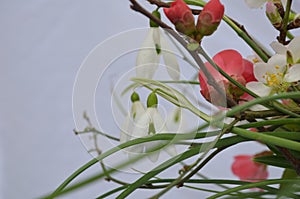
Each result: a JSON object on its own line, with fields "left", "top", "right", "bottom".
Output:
{"left": 270, "top": 36, "right": 300, "bottom": 64}
{"left": 246, "top": 54, "right": 300, "bottom": 96}
{"left": 136, "top": 28, "right": 180, "bottom": 80}
{"left": 244, "top": 0, "right": 286, "bottom": 9}
{"left": 120, "top": 92, "right": 145, "bottom": 144}
{"left": 166, "top": 107, "right": 187, "bottom": 134}
{"left": 129, "top": 92, "right": 177, "bottom": 162}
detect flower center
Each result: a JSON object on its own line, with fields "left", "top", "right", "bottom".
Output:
{"left": 262, "top": 65, "right": 288, "bottom": 93}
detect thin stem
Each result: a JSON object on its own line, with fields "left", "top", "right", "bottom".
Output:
{"left": 149, "top": 148, "right": 224, "bottom": 199}
{"left": 74, "top": 127, "right": 120, "bottom": 142}
{"left": 207, "top": 179, "right": 300, "bottom": 199}
{"left": 184, "top": 0, "right": 270, "bottom": 61}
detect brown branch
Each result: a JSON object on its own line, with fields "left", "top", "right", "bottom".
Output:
{"left": 287, "top": 18, "right": 300, "bottom": 30}
{"left": 278, "top": 0, "right": 293, "bottom": 44}
{"left": 147, "top": 0, "right": 169, "bottom": 7}
{"left": 277, "top": 147, "right": 300, "bottom": 175}
{"left": 147, "top": 0, "right": 201, "bottom": 14}
{"left": 241, "top": 109, "right": 300, "bottom": 120}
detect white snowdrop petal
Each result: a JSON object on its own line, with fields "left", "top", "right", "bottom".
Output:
{"left": 131, "top": 101, "right": 146, "bottom": 120}
{"left": 151, "top": 28, "right": 161, "bottom": 46}
{"left": 127, "top": 144, "right": 144, "bottom": 159}
{"left": 136, "top": 29, "right": 160, "bottom": 79}
{"left": 131, "top": 109, "right": 151, "bottom": 139}
{"left": 120, "top": 115, "right": 131, "bottom": 143}
{"left": 244, "top": 0, "right": 267, "bottom": 8}
{"left": 164, "top": 144, "right": 177, "bottom": 157}
{"left": 145, "top": 140, "right": 161, "bottom": 162}
{"left": 285, "top": 64, "right": 300, "bottom": 82}
{"left": 151, "top": 108, "right": 167, "bottom": 133}
{"left": 246, "top": 81, "right": 272, "bottom": 97}
{"left": 160, "top": 35, "right": 180, "bottom": 80}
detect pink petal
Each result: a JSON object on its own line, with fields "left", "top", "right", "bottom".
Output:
{"left": 242, "top": 59, "right": 256, "bottom": 82}
{"left": 213, "top": 49, "right": 244, "bottom": 75}
{"left": 231, "top": 155, "right": 268, "bottom": 181}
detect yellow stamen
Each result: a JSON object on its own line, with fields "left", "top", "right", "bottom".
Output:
{"left": 252, "top": 58, "right": 259, "bottom": 63}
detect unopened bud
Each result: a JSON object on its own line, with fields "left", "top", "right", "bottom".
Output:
{"left": 266, "top": 2, "right": 282, "bottom": 29}
{"left": 131, "top": 92, "right": 140, "bottom": 102}
{"left": 147, "top": 92, "right": 158, "bottom": 108}
{"left": 150, "top": 10, "right": 161, "bottom": 28}
{"left": 196, "top": 0, "right": 224, "bottom": 37}
{"left": 163, "top": 0, "right": 196, "bottom": 38}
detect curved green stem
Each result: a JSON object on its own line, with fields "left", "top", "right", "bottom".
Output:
{"left": 208, "top": 179, "right": 300, "bottom": 199}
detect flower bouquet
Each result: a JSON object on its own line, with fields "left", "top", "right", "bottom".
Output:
{"left": 42, "top": 0, "right": 300, "bottom": 198}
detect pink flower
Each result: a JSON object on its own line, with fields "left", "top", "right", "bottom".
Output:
{"left": 231, "top": 154, "right": 268, "bottom": 182}
{"left": 163, "top": 0, "right": 196, "bottom": 38}
{"left": 198, "top": 50, "right": 256, "bottom": 106}
{"left": 196, "top": 0, "right": 224, "bottom": 36}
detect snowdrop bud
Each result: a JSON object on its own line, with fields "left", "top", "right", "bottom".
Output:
{"left": 147, "top": 92, "right": 158, "bottom": 108}
{"left": 131, "top": 91, "right": 140, "bottom": 102}
{"left": 266, "top": 2, "right": 282, "bottom": 29}
{"left": 150, "top": 10, "right": 161, "bottom": 28}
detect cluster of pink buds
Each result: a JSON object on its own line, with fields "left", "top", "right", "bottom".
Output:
{"left": 163, "top": 0, "right": 224, "bottom": 42}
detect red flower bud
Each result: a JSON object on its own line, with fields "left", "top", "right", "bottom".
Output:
{"left": 163, "top": 0, "right": 196, "bottom": 37}
{"left": 196, "top": 0, "right": 224, "bottom": 36}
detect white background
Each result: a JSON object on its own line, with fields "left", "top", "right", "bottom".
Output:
{"left": 1, "top": 0, "right": 300, "bottom": 198}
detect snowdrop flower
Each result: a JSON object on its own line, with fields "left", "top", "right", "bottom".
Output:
{"left": 166, "top": 107, "right": 187, "bottom": 134}
{"left": 244, "top": 0, "right": 286, "bottom": 8}
{"left": 246, "top": 54, "right": 300, "bottom": 96}
{"left": 136, "top": 27, "right": 180, "bottom": 80}
{"left": 129, "top": 92, "right": 177, "bottom": 162}
{"left": 270, "top": 36, "right": 300, "bottom": 64}
{"left": 120, "top": 92, "right": 145, "bottom": 144}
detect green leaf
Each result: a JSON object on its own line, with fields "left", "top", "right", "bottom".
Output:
{"left": 207, "top": 179, "right": 300, "bottom": 199}
{"left": 254, "top": 155, "right": 293, "bottom": 169}
{"left": 278, "top": 169, "right": 300, "bottom": 197}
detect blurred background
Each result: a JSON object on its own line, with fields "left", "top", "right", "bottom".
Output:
{"left": 1, "top": 0, "right": 300, "bottom": 198}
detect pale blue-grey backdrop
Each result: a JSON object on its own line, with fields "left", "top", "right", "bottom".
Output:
{"left": 1, "top": 0, "right": 300, "bottom": 198}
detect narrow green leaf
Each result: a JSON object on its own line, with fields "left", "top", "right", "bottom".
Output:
{"left": 254, "top": 155, "right": 293, "bottom": 169}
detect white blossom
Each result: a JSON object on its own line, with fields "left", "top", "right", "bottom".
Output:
{"left": 246, "top": 54, "right": 300, "bottom": 96}
{"left": 270, "top": 36, "right": 300, "bottom": 64}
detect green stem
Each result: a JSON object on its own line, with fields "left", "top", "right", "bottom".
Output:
{"left": 238, "top": 118, "right": 300, "bottom": 129}
{"left": 222, "top": 16, "right": 269, "bottom": 62}
{"left": 43, "top": 131, "right": 230, "bottom": 198}
{"left": 207, "top": 179, "right": 300, "bottom": 199}
{"left": 75, "top": 127, "right": 120, "bottom": 142}
{"left": 225, "top": 92, "right": 300, "bottom": 118}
